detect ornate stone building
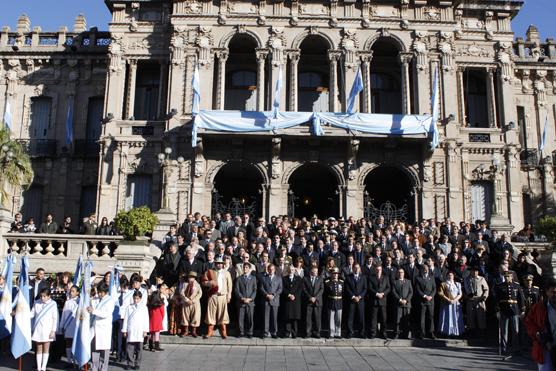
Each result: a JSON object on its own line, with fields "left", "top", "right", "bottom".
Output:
{"left": 1, "top": 0, "right": 555, "bottom": 234}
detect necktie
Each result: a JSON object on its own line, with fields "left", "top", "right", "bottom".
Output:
{"left": 311, "top": 277, "right": 315, "bottom": 287}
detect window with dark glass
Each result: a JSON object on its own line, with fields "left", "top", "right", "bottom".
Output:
{"left": 134, "top": 62, "right": 160, "bottom": 120}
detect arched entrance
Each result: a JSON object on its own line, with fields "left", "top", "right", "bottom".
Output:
{"left": 288, "top": 164, "right": 339, "bottom": 219}
{"left": 213, "top": 162, "right": 263, "bottom": 218}
{"left": 364, "top": 166, "right": 415, "bottom": 223}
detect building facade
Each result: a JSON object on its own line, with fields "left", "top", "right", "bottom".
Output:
{"left": 1, "top": 0, "right": 555, "bottom": 233}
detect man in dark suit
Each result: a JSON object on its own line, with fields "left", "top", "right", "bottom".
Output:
{"left": 259, "top": 264, "right": 282, "bottom": 338}
{"left": 285, "top": 237, "right": 300, "bottom": 261}
{"left": 282, "top": 268, "right": 303, "bottom": 338}
{"left": 404, "top": 254, "right": 420, "bottom": 284}
{"left": 415, "top": 264, "right": 437, "bottom": 339}
{"left": 345, "top": 264, "right": 367, "bottom": 338}
{"left": 227, "top": 216, "right": 246, "bottom": 239}
{"left": 303, "top": 266, "right": 324, "bottom": 338}
{"left": 242, "top": 213, "right": 255, "bottom": 242}
{"left": 29, "top": 267, "right": 48, "bottom": 304}
{"left": 392, "top": 268, "right": 413, "bottom": 339}
{"left": 368, "top": 264, "right": 391, "bottom": 339}
{"left": 235, "top": 263, "right": 258, "bottom": 338}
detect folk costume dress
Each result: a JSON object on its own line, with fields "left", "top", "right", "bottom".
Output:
{"left": 438, "top": 280, "right": 464, "bottom": 336}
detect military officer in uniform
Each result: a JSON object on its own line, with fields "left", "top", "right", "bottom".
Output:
{"left": 325, "top": 267, "right": 344, "bottom": 339}
{"left": 522, "top": 274, "right": 541, "bottom": 314}
{"left": 495, "top": 270, "right": 526, "bottom": 360}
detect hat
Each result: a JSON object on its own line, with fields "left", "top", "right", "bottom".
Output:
{"left": 525, "top": 274, "right": 534, "bottom": 281}
{"left": 502, "top": 270, "right": 512, "bottom": 277}
{"left": 328, "top": 217, "right": 336, "bottom": 221}
{"left": 214, "top": 257, "right": 224, "bottom": 264}
{"left": 188, "top": 271, "right": 198, "bottom": 278}
{"left": 330, "top": 267, "right": 340, "bottom": 274}
{"left": 328, "top": 230, "right": 338, "bottom": 236}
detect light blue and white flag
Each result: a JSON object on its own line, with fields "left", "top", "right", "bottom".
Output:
{"left": 65, "top": 95, "right": 74, "bottom": 146}
{"left": 3, "top": 99, "right": 13, "bottom": 131}
{"left": 347, "top": 67, "right": 364, "bottom": 115}
{"left": 109, "top": 264, "right": 122, "bottom": 321}
{"left": 430, "top": 67, "right": 441, "bottom": 149}
{"left": 272, "top": 66, "right": 283, "bottom": 119}
{"left": 192, "top": 64, "right": 201, "bottom": 116}
{"left": 540, "top": 115, "right": 548, "bottom": 153}
{"left": 0, "top": 255, "right": 16, "bottom": 339}
{"left": 72, "top": 260, "right": 93, "bottom": 367}
{"left": 11, "top": 255, "right": 31, "bottom": 359}
{"left": 72, "top": 255, "right": 83, "bottom": 287}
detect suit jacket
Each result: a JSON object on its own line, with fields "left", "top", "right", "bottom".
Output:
{"left": 259, "top": 273, "right": 283, "bottom": 307}
{"left": 403, "top": 264, "right": 420, "bottom": 284}
{"left": 303, "top": 276, "right": 324, "bottom": 307}
{"left": 30, "top": 278, "right": 49, "bottom": 303}
{"left": 392, "top": 279, "right": 413, "bottom": 308}
{"left": 39, "top": 222, "right": 58, "bottom": 234}
{"left": 368, "top": 274, "right": 391, "bottom": 307}
{"left": 227, "top": 225, "right": 246, "bottom": 239}
{"left": 415, "top": 275, "right": 436, "bottom": 306}
{"left": 235, "top": 274, "right": 257, "bottom": 307}
{"left": 345, "top": 274, "right": 367, "bottom": 300}
{"left": 282, "top": 275, "right": 303, "bottom": 319}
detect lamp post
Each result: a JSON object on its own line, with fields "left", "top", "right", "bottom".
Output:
{"left": 157, "top": 146, "right": 184, "bottom": 211}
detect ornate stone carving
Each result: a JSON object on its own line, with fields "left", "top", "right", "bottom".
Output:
{"left": 341, "top": 28, "right": 359, "bottom": 68}
{"left": 534, "top": 70, "right": 548, "bottom": 107}
{"left": 423, "top": 7, "right": 440, "bottom": 21}
{"left": 412, "top": 31, "right": 428, "bottom": 71}
{"left": 496, "top": 41, "right": 513, "bottom": 83}
{"left": 184, "top": 1, "right": 202, "bottom": 14}
{"left": 108, "top": 33, "right": 124, "bottom": 75}
{"left": 438, "top": 32, "right": 454, "bottom": 72}
{"left": 271, "top": 137, "right": 282, "bottom": 179}
{"left": 195, "top": 26, "right": 214, "bottom": 66}
{"left": 456, "top": 43, "right": 494, "bottom": 58}
{"left": 347, "top": 139, "right": 360, "bottom": 181}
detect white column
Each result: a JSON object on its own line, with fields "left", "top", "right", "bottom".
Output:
{"left": 486, "top": 68, "right": 498, "bottom": 128}
{"left": 328, "top": 51, "right": 341, "bottom": 112}
{"left": 288, "top": 50, "right": 300, "bottom": 111}
{"left": 400, "top": 54, "right": 412, "bottom": 115}
{"left": 457, "top": 67, "right": 466, "bottom": 126}
{"left": 256, "top": 49, "right": 268, "bottom": 111}
{"left": 215, "top": 50, "right": 229, "bottom": 110}
{"left": 125, "top": 59, "right": 137, "bottom": 120}
{"left": 360, "top": 52, "right": 373, "bottom": 113}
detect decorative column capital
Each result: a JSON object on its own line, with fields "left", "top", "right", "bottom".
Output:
{"left": 359, "top": 51, "right": 373, "bottom": 64}
{"left": 286, "top": 49, "right": 300, "bottom": 62}
{"left": 215, "top": 48, "right": 229, "bottom": 61}
{"left": 399, "top": 53, "right": 413, "bottom": 64}
{"left": 328, "top": 50, "right": 342, "bottom": 62}
{"left": 255, "top": 48, "right": 269, "bottom": 61}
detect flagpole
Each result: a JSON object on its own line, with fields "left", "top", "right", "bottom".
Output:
{"left": 18, "top": 356, "right": 21, "bottom": 371}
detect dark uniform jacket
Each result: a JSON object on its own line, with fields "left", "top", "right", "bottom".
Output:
{"left": 495, "top": 281, "right": 526, "bottom": 316}
{"left": 523, "top": 286, "right": 541, "bottom": 313}
{"left": 368, "top": 274, "right": 391, "bottom": 307}
{"left": 282, "top": 275, "right": 303, "bottom": 320}
{"left": 325, "top": 278, "right": 344, "bottom": 310}
{"left": 345, "top": 274, "right": 367, "bottom": 300}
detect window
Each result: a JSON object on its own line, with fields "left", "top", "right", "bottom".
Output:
{"left": 86, "top": 97, "right": 104, "bottom": 141}
{"left": 134, "top": 62, "right": 160, "bottom": 120}
{"left": 29, "top": 97, "right": 52, "bottom": 139}
{"left": 79, "top": 186, "right": 97, "bottom": 221}
{"left": 371, "top": 73, "right": 402, "bottom": 114}
{"left": 517, "top": 106, "right": 527, "bottom": 149}
{"left": 21, "top": 185, "right": 44, "bottom": 224}
{"left": 470, "top": 181, "right": 493, "bottom": 222}
{"left": 464, "top": 70, "right": 489, "bottom": 128}
{"left": 298, "top": 72, "right": 328, "bottom": 112}
{"left": 125, "top": 174, "right": 152, "bottom": 210}
{"left": 225, "top": 70, "right": 257, "bottom": 111}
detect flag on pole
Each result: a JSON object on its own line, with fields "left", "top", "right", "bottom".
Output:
{"left": 65, "top": 95, "right": 74, "bottom": 146}
{"left": 540, "top": 115, "right": 548, "bottom": 153}
{"left": 0, "top": 255, "right": 16, "bottom": 339}
{"left": 109, "top": 264, "right": 122, "bottom": 321}
{"left": 11, "top": 255, "right": 31, "bottom": 359}
{"left": 272, "top": 66, "right": 283, "bottom": 119}
{"left": 72, "top": 255, "right": 83, "bottom": 287}
{"left": 347, "top": 67, "right": 364, "bottom": 115}
{"left": 72, "top": 260, "right": 93, "bottom": 368}
{"left": 192, "top": 64, "right": 200, "bottom": 116}
{"left": 3, "top": 99, "right": 13, "bottom": 131}
{"left": 430, "top": 67, "right": 441, "bottom": 149}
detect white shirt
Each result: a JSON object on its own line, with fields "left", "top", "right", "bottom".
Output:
{"left": 217, "top": 269, "right": 225, "bottom": 294}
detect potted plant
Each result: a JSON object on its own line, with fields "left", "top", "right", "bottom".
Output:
{"left": 114, "top": 206, "right": 159, "bottom": 241}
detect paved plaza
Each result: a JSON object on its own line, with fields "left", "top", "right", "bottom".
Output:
{"left": 0, "top": 344, "right": 536, "bottom": 370}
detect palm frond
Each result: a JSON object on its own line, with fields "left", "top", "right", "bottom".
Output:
{"left": 0, "top": 125, "right": 34, "bottom": 206}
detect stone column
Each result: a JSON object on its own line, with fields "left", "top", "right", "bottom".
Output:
{"left": 399, "top": 54, "right": 412, "bottom": 115}
{"left": 328, "top": 51, "right": 341, "bottom": 112}
{"left": 444, "top": 140, "right": 464, "bottom": 220}
{"left": 287, "top": 50, "right": 300, "bottom": 111}
{"left": 214, "top": 50, "right": 228, "bottom": 110}
{"left": 412, "top": 32, "right": 430, "bottom": 114}
{"left": 167, "top": 37, "right": 186, "bottom": 128}
{"left": 105, "top": 35, "right": 126, "bottom": 119}
{"left": 360, "top": 52, "right": 372, "bottom": 113}
{"left": 486, "top": 68, "right": 498, "bottom": 128}
{"left": 124, "top": 59, "right": 137, "bottom": 120}
{"left": 457, "top": 67, "right": 467, "bottom": 126}
{"left": 255, "top": 49, "right": 268, "bottom": 111}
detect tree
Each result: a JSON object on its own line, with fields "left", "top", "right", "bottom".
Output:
{"left": 0, "top": 125, "right": 34, "bottom": 207}
{"left": 537, "top": 216, "right": 556, "bottom": 242}
{"left": 113, "top": 206, "right": 159, "bottom": 240}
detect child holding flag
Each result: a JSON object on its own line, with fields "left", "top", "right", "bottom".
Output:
{"left": 58, "top": 285, "right": 79, "bottom": 366}
{"left": 31, "top": 288, "right": 59, "bottom": 371}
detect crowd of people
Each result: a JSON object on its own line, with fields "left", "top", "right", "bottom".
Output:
{"left": 9, "top": 212, "right": 117, "bottom": 236}
{"left": 0, "top": 211, "right": 552, "bottom": 370}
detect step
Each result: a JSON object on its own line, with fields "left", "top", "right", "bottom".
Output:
{"left": 160, "top": 334, "right": 481, "bottom": 347}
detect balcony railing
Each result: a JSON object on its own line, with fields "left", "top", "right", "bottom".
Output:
{"left": 17, "top": 139, "right": 58, "bottom": 157}
{"left": 520, "top": 149, "right": 539, "bottom": 169}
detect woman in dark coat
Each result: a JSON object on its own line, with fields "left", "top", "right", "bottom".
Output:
{"left": 282, "top": 267, "right": 303, "bottom": 338}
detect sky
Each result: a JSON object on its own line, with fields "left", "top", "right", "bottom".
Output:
{"left": 0, "top": 0, "right": 554, "bottom": 39}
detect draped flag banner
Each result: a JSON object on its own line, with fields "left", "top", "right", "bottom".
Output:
{"left": 72, "top": 255, "right": 83, "bottom": 287}
{"left": 72, "top": 260, "right": 93, "bottom": 367}
{"left": 0, "top": 255, "right": 16, "bottom": 339}
{"left": 192, "top": 64, "right": 201, "bottom": 117}
{"left": 11, "top": 255, "right": 31, "bottom": 359}
{"left": 3, "top": 99, "right": 12, "bottom": 130}
{"left": 65, "top": 95, "right": 74, "bottom": 146}
{"left": 430, "top": 67, "right": 441, "bottom": 149}
{"left": 272, "top": 66, "right": 283, "bottom": 119}
{"left": 109, "top": 264, "right": 122, "bottom": 321}
{"left": 540, "top": 115, "right": 548, "bottom": 153}
{"left": 192, "top": 110, "right": 438, "bottom": 149}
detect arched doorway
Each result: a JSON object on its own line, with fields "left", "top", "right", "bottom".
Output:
{"left": 364, "top": 166, "right": 415, "bottom": 223}
{"left": 288, "top": 164, "right": 339, "bottom": 219}
{"left": 213, "top": 162, "right": 263, "bottom": 218}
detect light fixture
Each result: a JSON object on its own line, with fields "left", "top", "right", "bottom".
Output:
{"left": 177, "top": 156, "right": 184, "bottom": 164}
{"left": 164, "top": 147, "right": 172, "bottom": 155}
{"left": 157, "top": 153, "right": 165, "bottom": 161}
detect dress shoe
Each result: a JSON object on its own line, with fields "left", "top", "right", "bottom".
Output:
{"left": 393, "top": 334, "right": 399, "bottom": 340}
{"left": 429, "top": 333, "right": 437, "bottom": 340}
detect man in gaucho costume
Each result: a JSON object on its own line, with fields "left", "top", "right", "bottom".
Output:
{"left": 201, "top": 257, "right": 233, "bottom": 338}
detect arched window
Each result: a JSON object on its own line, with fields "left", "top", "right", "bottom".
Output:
{"left": 370, "top": 39, "right": 403, "bottom": 114}
{"left": 298, "top": 36, "right": 330, "bottom": 112}
{"left": 224, "top": 35, "right": 258, "bottom": 111}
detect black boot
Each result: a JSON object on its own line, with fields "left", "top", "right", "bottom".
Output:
{"left": 148, "top": 339, "right": 154, "bottom": 352}
{"left": 154, "top": 341, "right": 164, "bottom": 351}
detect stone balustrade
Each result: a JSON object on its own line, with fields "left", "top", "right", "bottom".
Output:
{"left": 3, "top": 233, "right": 160, "bottom": 279}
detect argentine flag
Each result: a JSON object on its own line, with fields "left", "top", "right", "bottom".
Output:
{"left": 3, "top": 99, "right": 12, "bottom": 131}
{"left": 72, "top": 255, "right": 83, "bottom": 287}
{"left": 192, "top": 64, "right": 200, "bottom": 116}
{"left": 109, "top": 264, "right": 122, "bottom": 321}
{"left": 11, "top": 255, "right": 31, "bottom": 359}
{"left": 272, "top": 66, "right": 283, "bottom": 119}
{"left": 72, "top": 260, "right": 93, "bottom": 367}
{"left": 430, "top": 67, "right": 441, "bottom": 149}
{"left": 0, "top": 255, "right": 16, "bottom": 339}
{"left": 347, "top": 66, "right": 364, "bottom": 115}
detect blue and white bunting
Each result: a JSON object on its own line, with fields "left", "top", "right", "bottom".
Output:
{"left": 540, "top": 115, "right": 548, "bottom": 153}
{"left": 0, "top": 255, "right": 16, "bottom": 339}
{"left": 72, "top": 260, "right": 93, "bottom": 367}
